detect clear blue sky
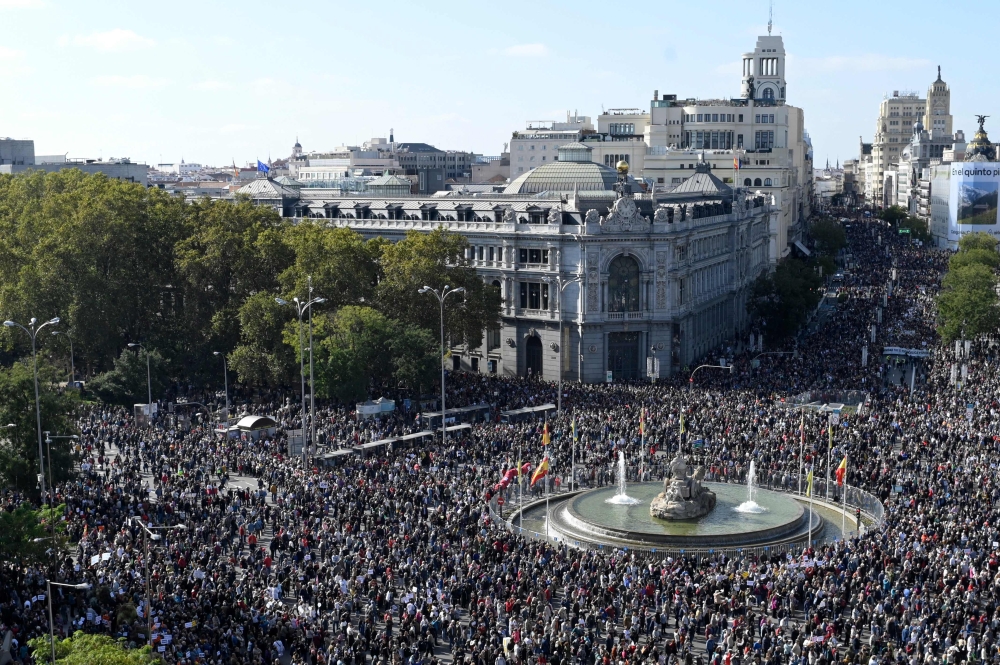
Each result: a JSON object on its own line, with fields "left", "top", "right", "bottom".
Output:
{"left": 0, "top": 0, "right": 992, "bottom": 168}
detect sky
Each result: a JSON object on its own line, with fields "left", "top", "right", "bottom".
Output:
{"left": 0, "top": 0, "right": 995, "bottom": 169}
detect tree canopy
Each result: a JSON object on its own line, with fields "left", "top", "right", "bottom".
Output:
{"left": 0, "top": 170, "right": 502, "bottom": 401}
{"left": 937, "top": 232, "right": 1000, "bottom": 343}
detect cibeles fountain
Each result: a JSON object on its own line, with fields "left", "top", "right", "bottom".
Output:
{"left": 545, "top": 454, "right": 824, "bottom": 552}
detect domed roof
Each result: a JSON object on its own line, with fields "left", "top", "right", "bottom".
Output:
{"left": 504, "top": 143, "right": 642, "bottom": 195}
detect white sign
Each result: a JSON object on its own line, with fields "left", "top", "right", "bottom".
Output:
{"left": 947, "top": 163, "right": 1000, "bottom": 243}
{"left": 606, "top": 370, "right": 613, "bottom": 383}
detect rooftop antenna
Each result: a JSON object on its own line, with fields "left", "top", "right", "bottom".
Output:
{"left": 767, "top": 0, "right": 773, "bottom": 35}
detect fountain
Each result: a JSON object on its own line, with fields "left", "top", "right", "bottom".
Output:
{"left": 605, "top": 451, "right": 641, "bottom": 505}
{"left": 734, "top": 460, "right": 766, "bottom": 514}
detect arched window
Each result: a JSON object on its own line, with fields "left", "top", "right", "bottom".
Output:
{"left": 761, "top": 87, "right": 775, "bottom": 100}
{"left": 607, "top": 255, "right": 640, "bottom": 312}
{"left": 743, "top": 178, "right": 752, "bottom": 187}
{"left": 754, "top": 178, "right": 762, "bottom": 187}
{"left": 764, "top": 178, "right": 772, "bottom": 186}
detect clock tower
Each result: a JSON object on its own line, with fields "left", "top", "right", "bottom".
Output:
{"left": 923, "top": 66, "right": 952, "bottom": 137}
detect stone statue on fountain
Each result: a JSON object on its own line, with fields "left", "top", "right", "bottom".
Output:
{"left": 650, "top": 454, "right": 717, "bottom": 520}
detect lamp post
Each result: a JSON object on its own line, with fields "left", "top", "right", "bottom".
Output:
{"left": 276, "top": 288, "right": 325, "bottom": 466}
{"left": 126, "top": 343, "right": 153, "bottom": 421}
{"left": 129, "top": 518, "right": 186, "bottom": 649}
{"left": 50, "top": 331, "right": 75, "bottom": 386}
{"left": 546, "top": 275, "right": 580, "bottom": 413}
{"left": 42, "top": 432, "right": 78, "bottom": 574}
{"left": 4, "top": 317, "right": 60, "bottom": 510}
{"left": 688, "top": 363, "right": 733, "bottom": 393}
{"left": 212, "top": 352, "right": 229, "bottom": 426}
{"left": 418, "top": 285, "right": 465, "bottom": 446}
{"left": 47, "top": 580, "right": 91, "bottom": 664}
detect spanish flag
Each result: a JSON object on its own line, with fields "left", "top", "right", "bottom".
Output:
{"left": 733, "top": 156, "right": 740, "bottom": 170}
{"left": 680, "top": 412, "right": 685, "bottom": 435}
{"left": 572, "top": 418, "right": 577, "bottom": 442}
{"left": 530, "top": 456, "right": 550, "bottom": 487}
{"left": 542, "top": 422, "right": 550, "bottom": 446}
{"left": 805, "top": 469, "right": 814, "bottom": 497}
{"left": 835, "top": 456, "right": 847, "bottom": 486}
{"left": 640, "top": 409, "right": 645, "bottom": 436}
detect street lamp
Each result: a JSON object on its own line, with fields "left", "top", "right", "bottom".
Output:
{"left": 50, "top": 331, "right": 75, "bottom": 386}
{"left": 418, "top": 285, "right": 465, "bottom": 446}
{"left": 47, "top": 580, "right": 91, "bottom": 664}
{"left": 129, "top": 518, "right": 186, "bottom": 649}
{"left": 212, "top": 352, "right": 229, "bottom": 426}
{"left": 43, "top": 432, "right": 78, "bottom": 569}
{"left": 4, "top": 317, "right": 60, "bottom": 510}
{"left": 126, "top": 343, "right": 153, "bottom": 420}
{"left": 546, "top": 275, "right": 580, "bottom": 413}
{"left": 276, "top": 286, "right": 325, "bottom": 465}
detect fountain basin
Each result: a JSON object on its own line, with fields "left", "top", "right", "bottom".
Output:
{"left": 549, "top": 482, "right": 819, "bottom": 550}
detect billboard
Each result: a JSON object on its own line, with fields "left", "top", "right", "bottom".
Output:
{"left": 948, "top": 163, "right": 1000, "bottom": 245}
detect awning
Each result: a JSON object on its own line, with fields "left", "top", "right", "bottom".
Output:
{"left": 793, "top": 240, "right": 812, "bottom": 256}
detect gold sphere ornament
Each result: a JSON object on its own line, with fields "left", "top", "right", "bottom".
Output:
{"left": 616, "top": 160, "right": 629, "bottom": 174}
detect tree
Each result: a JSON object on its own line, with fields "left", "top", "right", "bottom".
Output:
{"left": 30, "top": 631, "right": 158, "bottom": 665}
{"left": 748, "top": 258, "right": 823, "bottom": 343}
{"left": 938, "top": 263, "right": 1000, "bottom": 343}
{"left": 0, "top": 360, "right": 76, "bottom": 492}
{"left": 809, "top": 218, "right": 846, "bottom": 256}
{"left": 949, "top": 248, "right": 1000, "bottom": 271}
{"left": 0, "top": 502, "right": 51, "bottom": 565}
{"left": 228, "top": 292, "right": 293, "bottom": 387}
{"left": 278, "top": 223, "right": 381, "bottom": 308}
{"left": 377, "top": 228, "right": 501, "bottom": 351}
{"left": 900, "top": 215, "right": 932, "bottom": 243}
{"left": 0, "top": 170, "right": 186, "bottom": 376}
{"left": 880, "top": 205, "right": 908, "bottom": 225}
{"left": 958, "top": 231, "right": 998, "bottom": 254}
{"left": 88, "top": 347, "right": 167, "bottom": 406}
{"left": 287, "top": 306, "right": 438, "bottom": 403}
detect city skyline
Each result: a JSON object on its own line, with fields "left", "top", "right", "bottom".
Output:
{"left": 0, "top": 0, "right": 993, "bottom": 167}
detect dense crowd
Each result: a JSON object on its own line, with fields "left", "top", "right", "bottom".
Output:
{"left": 4, "top": 217, "right": 1000, "bottom": 665}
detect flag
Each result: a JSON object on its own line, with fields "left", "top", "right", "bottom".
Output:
{"left": 640, "top": 409, "right": 645, "bottom": 436}
{"left": 680, "top": 413, "right": 685, "bottom": 434}
{"left": 733, "top": 156, "right": 740, "bottom": 170}
{"left": 232, "top": 160, "right": 239, "bottom": 180}
{"left": 805, "top": 469, "right": 814, "bottom": 497}
{"left": 835, "top": 456, "right": 847, "bottom": 486}
{"left": 542, "top": 422, "right": 550, "bottom": 446}
{"left": 572, "top": 418, "right": 577, "bottom": 443}
{"left": 530, "top": 456, "right": 549, "bottom": 487}
{"left": 257, "top": 160, "right": 270, "bottom": 174}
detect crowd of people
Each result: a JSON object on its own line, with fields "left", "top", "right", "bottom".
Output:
{"left": 4, "top": 216, "right": 1000, "bottom": 665}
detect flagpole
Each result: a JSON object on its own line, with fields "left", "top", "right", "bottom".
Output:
{"left": 826, "top": 414, "right": 833, "bottom": 500}
{"left": 807, "top": 473, "right": 813, "bottom": 550}
{"left": 798, "top": 407, "right": 804, "bottom": 495}
{"left": 517, "top": 441, "right": 522, "bottom": 533}
{"left": 546, "top": 457, "right": 551, "bottom": 540}
{"left": 842, "top": 478, "right": 848, "bottom": 536}
{"left": 571, "top": 420, "right": 576, "bottom": 492}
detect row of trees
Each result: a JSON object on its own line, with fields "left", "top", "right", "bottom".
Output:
{"left": 0, "top": 170, "right": 501, "bottom": 403}
{"left": 880, "top": 204, "right": 932, "bottom": 243}
{"left": 748, "top": 218, "right": 843, "bottom": 344}
{"left": 937, "top": 232, "right": 1000, "bottom": 343}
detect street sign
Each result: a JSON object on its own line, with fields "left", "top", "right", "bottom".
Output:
{"left": 606, "top": 370, "right": 613, "bottom": 383}
{"left": 829, "top": 411, "right": 840, "bottom": 426}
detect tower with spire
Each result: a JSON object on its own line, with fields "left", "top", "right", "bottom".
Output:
{"left": 923, "top": 67, "right": 952, "bottom": 137}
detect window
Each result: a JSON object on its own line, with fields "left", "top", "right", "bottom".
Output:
{"left": 712, "top": 113, "right": 718, "bottom": 122}
{"left": 744, "top": 178, "right": 752, "bottom": 186}
{"left": 477, "top": 246, "right": 484, "bottom": 260}
{"left": 762, "top": 88, "right": 774, "bottom": 100}
{"left": 519, "top": 248, "right": 528, "bottom": 264}
{"left": 764, "top": 178, "right": 772, "bottom": 186}
{"left": 529, "top": 249, "right": 541, "bottom": 264}
{"left": 607, "top": 255, "right": 640, "bottom": 312}
{"left": 471, "top": 357, "right": 479, "bottom": 372}
{"left": 754, "top": 178, "right": 762, "bottom": 186}
{"left": 738, "top": 114, "right": 743, "bottom": 122}
{"left": 489, "top": 247, "right": 495, "bottom": 262}
{"left": 754, "top": 131, "right": 774, "bottom": 149}
{"left": 672, "top": 177, "right": 682, "bottom": 184}
{"left": 697, "top": 114, "right": 703, "bottom": 122}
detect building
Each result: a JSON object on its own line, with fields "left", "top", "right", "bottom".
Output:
{"left": 813, "top": 161, "right": 844, "bottom": 209}
{"left": 239, "top": 148, "right": 775, "bottom": 382}
{"left": 509, "top": 113, "right": 594, "bottom": 178}
{"left": 867, "top": 68, "right": 954, "bottom": 206}
{"left": 0, "top": 137, "right": 149, "bottom": 185}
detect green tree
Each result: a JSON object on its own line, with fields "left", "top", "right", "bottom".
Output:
{"left": 748, "top": 258, "right": 823, "bottom": 343}
{"left": 809, "top": 218, "right": 846, "bottom": 256}
{"left": 949, "top": 248, "right": 1000, "bottom": 271}
{"left": 279, "top": 223, "right": 381, "bottom": 308}
{"left": 938, "top": 263, "right": 1000, "bottom": 343}
{"left": 880, "top": 205, "right": 908, "bottom": 225}
{"left": 228, "top": 292, "right": 293, "bottom": 387}
{"left": 900, "top": 215, "right": 932, "bottom": 243}
{"left": 377, "top": 228, "right": 501, "bottom": 351}
{"left": 958, "top": 231, "right": 998, "bottom": 254}
{"left": 30, "top": 631, "right": 158, "bottom": 665}
{"left": 0, "top": 360, "right": 76, "bottom": 492}
{"left": 88, "top": 347, "right": 167, "bottom": 406}
{"left": 0, "top": 170, "right": 185, "bottom": 375}
{"left": 0, "top": 502, "right": 51, "bottom": 565}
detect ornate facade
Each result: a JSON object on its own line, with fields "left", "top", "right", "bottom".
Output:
{"left": 240, "top": 154, "right": 774, "bottom": 383}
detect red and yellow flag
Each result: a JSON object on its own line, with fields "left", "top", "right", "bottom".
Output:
{"left": 530, "top": 456, "right": 550, "bottom": 487}
{"left": 640, "top": 408, "right": 645, "bottom": 436}
{"left": 542, "top": 422, "right": 550, "bottom": 446}
{"left": 835, "top": 456, "right": 847, "bottom": 486}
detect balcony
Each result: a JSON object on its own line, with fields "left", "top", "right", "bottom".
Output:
{"left": 606, "top": 311, "right": 646, "bottom": 321}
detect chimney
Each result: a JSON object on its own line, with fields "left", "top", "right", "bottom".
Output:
{"left": 654, "top": 89, "right": 658, "bottom": 101}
